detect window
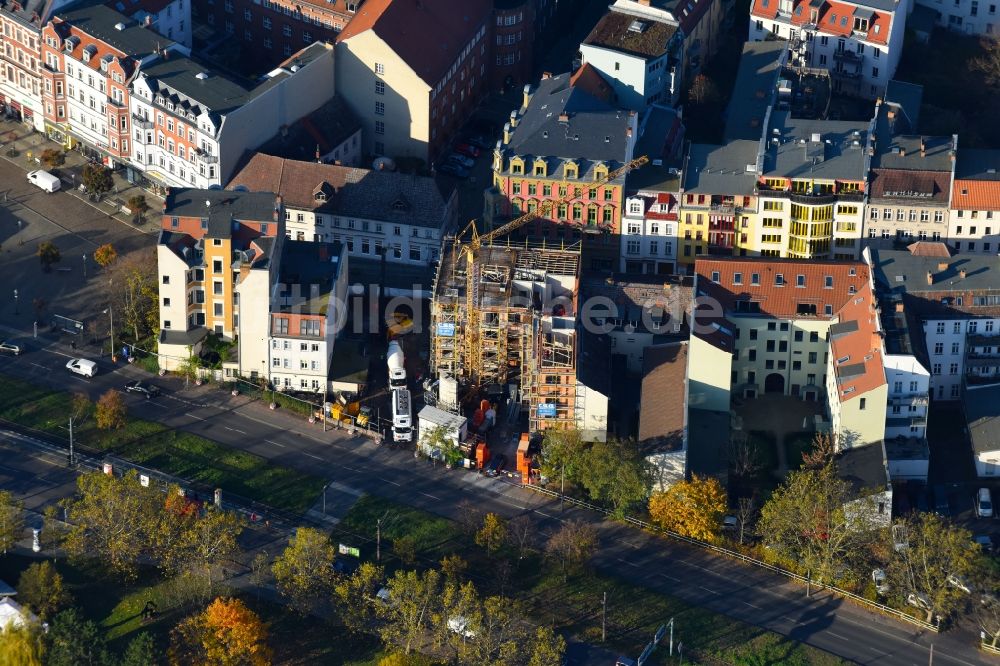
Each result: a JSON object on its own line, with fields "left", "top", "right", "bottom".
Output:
{"left": 872, "top": 67, "right": 879, "bottom": 78}
{"left": 952, "top": 342, "right": 960, "bottom": 355}
{"left": 751, "top": 273, "right": 760, "bottom": 285}
{"left": 375, "top": 120, "right": 385, "bottom": 135}
{"left": 733, "top": 272, "right": 743, "bottom": 285}
{"left": 274, "top": 318, "right": 289, "bottom": 335}
{"left": 933, "top": 363, "right": 941, "bottom": 375}
{"left": 375, "top": 101, "right": 384, "bottom": 115}
{"left": 300, "top": 319, "right": 321, "bottom": 337}
{"left": 934, "top": 342, "right": 944, "bottom": 355}
{"left": 950, "top": 363, "right": 959, "bottom": 375}
{"left": 937, "top": 322, "right": 946, "bottom": 333}
{"left": 375, "top": 80, "right": 384, "bottom": 95}
{"left": 796, "top": 274, "right": 805, "bottom": 287}
{"left": 859, "top": 398, "right": 866, "bottom": 410}
{"left": 162, "top": 275, "right": 170, "bottom": 284}
{"left": 375, "top": 62, "right": 384, "bottom": 75}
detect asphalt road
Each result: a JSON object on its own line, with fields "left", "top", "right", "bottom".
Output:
{"left": 0, "top": 338, "right": 989, "bottom": 665}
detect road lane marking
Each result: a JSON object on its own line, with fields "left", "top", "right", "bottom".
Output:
{"left": 616, "top": 558, "right": 640, "bottom": 568}
{"left": 827, "top": 632, "right": 848, "bottom": 641}
{"left": 699, "top": 586, "right": 720, "bottom": 595}
{"left": 657, "top": 573, "right": 681, "bottom": 582}
{"left": 184, "top": 413, "right": 206, "bottom": 421}
{"left": 265, "top": 439, "right": 286, "bottom": 448}
{"left": 534, "top": 510, "right": 556, "bottom": 518}
{"left": 780, "top": 616, "right": 797, "bottom": 623}
{"left": 29, "top": 362, "right": 47, "bottom": 370}
{"left": 302, "top": 452, "right": 323, "bottom": 461}
{"left": 742, "top": 601, "right": 762, "bottom": 609}
{"left": 379, "top": 477, "right": 401, "bottom": 486}
{"left": 419, "top": 491, "right": 441, "bottom": 500}
{"left": 224, "top": 426, "right": 247, "bottom": 435}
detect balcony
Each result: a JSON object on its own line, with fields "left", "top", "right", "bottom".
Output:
{"left": 132, "top": 114, "right": 153, "bottom": 129}
{"left": 196, "top": 150, "right": 219, "bottom": 164}
{"left": 831, "top": 68, "right": 862, "bottom": 80}
{"left": 833, "top": 49, "right": 862, "bottom": 64}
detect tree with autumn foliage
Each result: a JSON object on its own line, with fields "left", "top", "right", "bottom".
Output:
{"left": 169, "top": 597, "right": 272, "bottom": 666}
{"left": 272, "top": 527, "right": 336, "bottom": 614}
{"left": 648, "top": 474, "right": 728, "bottom": 542}
{"left": 95, "top": 389, "right": 127, "bottom": 430}
{"left": 93, "top": 243, "right": 117, "bottom": 269}
{"left": 474, "top": 512, "right": 507, "bottom": 554}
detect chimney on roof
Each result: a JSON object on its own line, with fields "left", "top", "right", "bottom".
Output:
{"left": 509, "top": 109, "right": 519, "bottom": 129}
{"left": 503, "top": 122, "right": 511, "bottom": 145}
{"left": 522, "top": 83, "right": 532, "bottom": 110}
{"left": 541, "top": 71, "right": 552, "bottom": 80}
{"left": 895, "top": 301, "right": 904, "bottom": 313}
{"left": 626, "top": 127, "right": 632, "bottom": 138}
{"left": 558, "top": 112, "right": 569, "bottom": 122}
{"left": 938, "top": 261, "right": 949, "bottom": 271}
{"left": 144, "top": 15, "right": 152, "bottom": 27}
{"left": 926, "top": 271, "right": 934, "bottom": 286}
{"left": 920, "top": 137, "right": 926, "bottom": 157}
{"left": 899, "top": 146, "right": 906, "bottom": 158}
{"left": 960, "top": 268, "right": 967, "bottom": 279}
{"left": 950, "top": 150, "right": 956, "bottom": 162}
{"left": 638, "top": 0, "right": 652, "bottom": 5}
{"left": 273, "top": 195, "right": 283, "bottom": 222}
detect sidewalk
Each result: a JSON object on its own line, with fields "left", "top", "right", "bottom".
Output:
{"left": 0, "top": 119, "right": 163, "bottom": 232}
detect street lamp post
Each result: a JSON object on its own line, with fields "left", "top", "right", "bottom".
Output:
{"left": 103, "top": 307, "right": 114, "bottom": 361}
{"left": 12, "top": 289, "right": 18, "bottom": 315}
{"left": 82, "top": 254, "right": 87, "bottom": 278}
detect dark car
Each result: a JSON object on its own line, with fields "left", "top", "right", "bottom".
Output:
{"left": 485, "top": 453, "right": 507, "bottom": 477}
{"left": 445, "top": 153, "right": 474, "bottom": 169}
{"left": 454, "top": 143, "right": 481, "bottom": 158}
{"left": 124, "top": 380, "right": 161, "bottom": 398}
{"left": 438, "top": 161, "right": 470, "bottom": 179}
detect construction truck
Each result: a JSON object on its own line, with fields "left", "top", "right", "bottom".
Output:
{"left": 326, "top": 392, "right": 374, "bottom": 427}
{"left": 387, "top": 340, "right": 406, "bottom": 390}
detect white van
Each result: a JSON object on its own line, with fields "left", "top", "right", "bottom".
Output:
{"left": 65, "top": 358, "right": 98, "bottom": 377}
{"left": 392, "top": 388, "right": 412, "bottom": 443}
{"left": 976, "top": 487, "right": 993, "bottom": 519}
{"left": 27, "top": 170, "right": 61, "bottom": 193}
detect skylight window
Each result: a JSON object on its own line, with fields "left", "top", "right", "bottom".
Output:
{"left": 628, "top": 19, "right": 649, "bottom": 33}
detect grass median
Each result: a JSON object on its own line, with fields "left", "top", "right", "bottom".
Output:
{"left": 338, "top": 495, "right": 848, "bottom": 665}
{"left": 0, "top": 374, "right": 325, "bottom": 514}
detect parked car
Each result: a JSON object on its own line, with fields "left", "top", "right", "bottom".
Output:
{"left": 65, "top": 358, "right": 97, "bottom": 377}
{"left": 947, "top": 574, "right": 972, "bottom": 594}
{"left": 0, "top": 340, "right": 21, "bottom": 356}
{"left": 454, "top": 143, "right": 481, "bottom": 158}
{"left": 124, "top": 380, "right": 161, "bottom": 398}
{"left": 872, "top": 568, "right": 889, "bottom": 595}
{"left": 974, "top": 534, "right": 994, "bottom": 553}
{"left": 447, "top": 615, "right": 476, "bottom": 639}
{"left": 907, "top": 592, "right": 932, "bottom": 611}
{"left": 437, "top": 162, "right": 470, "bottom": 179}
{"left": 485, "top": 453, "right": 507, "bottom": 477}
{"left": 464, "top": 134, "right": 492, "bottom": 150}
{"left": 445, "top": 153, "right": 474, "bottom": 169}
{"left": 615, "top": 658, "right": 637, "bottom": 666}
{"left": 721, "top": 515, "right": 738, "bottom": 530}
{"left": 27, "top": 169, "right": 60, "bottom": 193}
{"left": 976, "top": 487, "right": 993, "bottom": 518}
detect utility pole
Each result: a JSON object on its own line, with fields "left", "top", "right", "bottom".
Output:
{"left": 68, "top": 417, "right": 74, "bottom": 467}
{"left": 376, "top": 510, "right": 390, "bottom": 562}
{"left": 602, "top": 591, "right": 607, "bottom": 642}
{"left": 561, "top": 464, "right": 565, "bottom": 511}
{"left": 669, "top": 617, "right": 674, "bottom": 656}
{"left": 806, "top": 569, "right": 811, "bottom": 598}
{"left": 929, "top": 644, "right": 933, "bottom": 666}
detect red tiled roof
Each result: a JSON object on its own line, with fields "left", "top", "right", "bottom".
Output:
{"left": 906, "top": 241, "right": 953, "bottom": 257}
{"left": 694, "top": 257, "right": 871, "bottom": 320}
{"left": 750, "top": 0, "right": 892, "bottom": 45}
{"left": 639, "top": 342, "right": 688, "bottom": 445}
{"left": 336, "top": 0, "right": 491, "bottom": 86}
{"left": 569, "top": 63, "right": 613, "bottom": 104}
{"left": 951, "top": 179, "right": 1000, "bottom": 211}
{"left": 828, "top": 281, "right": 885, "bottom": 400}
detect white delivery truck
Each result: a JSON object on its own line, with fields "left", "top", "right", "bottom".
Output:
{"left": 392, "top": 388, "right": 412, "bottom": 442}
{"left": 387, "top": 340, "right": 406, "bottom": 389}
{"left": 27, "top": 170, "right": 61, "bottom": 193}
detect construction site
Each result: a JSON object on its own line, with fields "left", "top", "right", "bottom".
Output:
{"left": 431, "top": 238, "right": 590, "bottom": 436}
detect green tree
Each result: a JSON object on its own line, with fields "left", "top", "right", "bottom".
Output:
{"left": 0, "top": 622, "right": 45, "bottom": 666}
{"left": 0, "top": 489, "right": 25, "bottom": 555}
{"left": 577, "top": 439, "right": 651, "bottom": 517}
{"left": 436, "top": 580, "right": 479, "bottom": 653}
{"left": 112, "top": 250, "right": 159, "bottom": 341}
{"left": 70, "top": 392, "right": 93, "bottom": 425}
{"left": 758, "top": 464, "right": 879, "bottom": 584}
{"left": 979, "top": 594, "right": 1000, "bottom": 649}
{"left": 648, "top": 474, "right": 727, "bottom": 542}
{"left": 456, "top": 595, "right": 527, "bottom": 666}
{"left": 377, "top": 654, "right": 437, "bottom": 666}
{"left": 271, "top": 527, "right": 336, "bottom": 614}
{"left": 393, "top": 535, "right": 418, "bottom": 566}
{"left": 17, "top": 561, "right": 71, "bottom": 621}
{"left": 528, "top": 626, "right": 567, "bottom": 666}
{"left": 93, "top": 243, "right": 117, "bottom": 269}
{"left": 474, "top": 512, "right": 508, "bottom": 555}
{"left": 538, "top": 428, "right": 586, "bottom": 490}
{"left": 37, "top": 241, "right": 61, "bottom": 272}
{"left": 334, "top": 561, "right": 385, "bottom": 634}
{"left": 81, "top": 163, "right": 113, "bottom": 195}
{"left": 40, "top": 148, "right": 64, "bottom": 169}
{"left": 887, "top": 512, "right": 980, "bottom": 623}
{"left": 127, "top": 195, "right": 150, "bottom": 221}
{"left": 545, "top": 519, "right": 598, "bottom": 582}
{"left": 120, "top": 633, "right": 159, "bottom": 666}
{"left": 64, "top": 470, "right": 161, "bottom": 581}
{"left": 45, "top": 608, "right": 110, "bottom": 666}
{"left": 95, "top": 389, "right": 127, "bottom": 430}
{"left": 377, "top": 569, "right": 442, "bottom": 655}
{"left": 440, "top": 554, "right": 468, "bottom": 584}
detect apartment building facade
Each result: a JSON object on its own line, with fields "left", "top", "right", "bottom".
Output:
{"left": 228, "top": 153, "right": 458, "bottom": 266}
{"left": 129, "top": 41, "right": 335, "bottom": 189}
{"left": 913, "top": 0, "right": 999, "bottom": 36}
{"left": 948, "top": 148, "right": 1000, "bottom": 253}
{"left": 749, "top": 0, "right": 908, "bottom": 99}
{"left": 335, "top": 0, "right": 492, "bottom": 162}
{"left": 194, "top": 0, "right": 359, "bottom": 68}
{"left": 486, "top": 72, "right": 638, "bottom": 269}
{"left": 118, "top": 0, "right": 192, "bottom": 47}
{"left": 871, "top": 245, "right": 1000, "bottom": 401}
{"left": 38, "top": 6, "right": 178, "bottom": 164}
{"left": 157, "top": 189, "right": 284, "bottom": 371}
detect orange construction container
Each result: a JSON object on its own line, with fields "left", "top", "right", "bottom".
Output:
{"left": 516, "top": 433, "right": 531, "bottom": 485}
{"left": 475, "top": 442, "right": 490, "bottom": 470}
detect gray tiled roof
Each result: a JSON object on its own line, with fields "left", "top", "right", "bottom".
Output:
{"left": 505, "top": 72, "right": 633, "bottom": 170}
{"left": 139, "top": 55, "right": 257, "bottom": 115}
{"left": 965, "top": 384, "right": 1000, "bottom": 453}
{"left": 58, "top": 4, "right": 170, "bottom": 59}
{"left": 724, "top": 40, "right": 786, "bottom": 142}
{"left": 627, "top": 104, "right": 684, "bottom": 192}
{"left": 762, "top": 111, "right": 869, "bottom": 180}
{"left": 884, "top": 80, "right": 923, "bottom": 132}
{"left": 835, "top": 442, "right": 889, "bottom": 494}
{"left": 275, "top": 241, "right": 344, "bottom": 315}
{"left": 871, "top": 248, "right": 1000, "bottom": 295}
{"left": 955, "top": 149, "right": 1000, "bottom": 181}
{"left": 682, "top": 141, "right": 759, "bottom": 195}
{"left": 164, "top": 188, "right": 280, "bottom": 223}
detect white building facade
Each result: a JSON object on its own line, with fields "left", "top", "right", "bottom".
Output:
{"left": 621, "top": 192, "right": 679, "bottom": 273}
{"left": 883, "top": 353, "right": 930, "bottom": 440}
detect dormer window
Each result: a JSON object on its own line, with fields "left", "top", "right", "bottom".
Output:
{"left": 533, "top": 159, "right": 546, "bottom": 177}
{"left": 564, "top": 162, "right": 578, "bottom": 179}
{"left": 315, "top": 191, "right": 327, "bottom": 202}
{"left": 853, "top": 17, "right": 868, "bottom": 31}
{"left": 509, "top": 157, "right": 524, "bottom": 175}
{"left": 392, "top": 199, "right": 407, "bottom": 211}
{"left": 593, "top": 163, "right": 608, "bottom": 181}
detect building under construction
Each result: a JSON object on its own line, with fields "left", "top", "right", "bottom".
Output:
{"left": 431, "top": 239, "right": 609, "bottom": 440}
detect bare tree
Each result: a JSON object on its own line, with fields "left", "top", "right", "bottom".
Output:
{"left": 507, "top": 515, "right": 534, "bottom": 563}
{"left": 736, "top": 496, "right": 757, "bottom": 545}
{"left": 729, "top": 433, "right": 761, "bottom": 478}
{"left": 802, "top": 432, "right": 836, "bottom": 470}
